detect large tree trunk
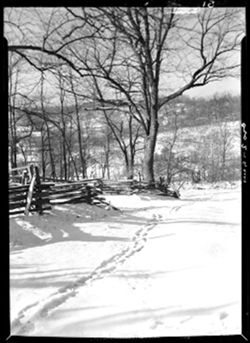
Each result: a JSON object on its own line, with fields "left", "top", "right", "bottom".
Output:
{"left": 143, "top": 121, "right": 159, "bottom": 185}
{"left": 126, "top": 158, "right": 134, "bottom": 180}
{"left": 142, "top": 70, "right": 159, "bottom": 184}
{"left": 143, "top": 137, "right": 155, "bottom": 185}
{"left": 124, "top": 149, "right": 135, "bottom": 180}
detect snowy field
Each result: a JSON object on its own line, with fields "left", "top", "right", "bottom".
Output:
{"left": 9, "top": 182, "right": 242, "bottom": 337}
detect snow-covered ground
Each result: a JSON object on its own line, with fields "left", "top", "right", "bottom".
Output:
{"left": 9, "top": 182, "right": 242, "bottom": 337}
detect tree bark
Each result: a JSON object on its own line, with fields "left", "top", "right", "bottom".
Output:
{"left": 126, "top": 156, "right": 134, "bottom": 180}
{"left": 143, "top": 121, "right": 159, "bottom": 185}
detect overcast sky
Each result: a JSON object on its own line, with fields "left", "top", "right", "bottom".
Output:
{"left": 6, "top": 7, "right": 244, "bottom": 103}
{"left": 186, "top": 77, "right": 241, "bottom": 98}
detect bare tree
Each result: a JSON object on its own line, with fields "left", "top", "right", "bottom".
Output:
{"left": 88, "top": 124, "right": 113, "bottom": 179}
{"left": 68, "top": 69, "right": 87, "bottom": 178}
{"left": 155, "top": 107, "right": 182, "bottom": 184}
{"left": 8, "top": 53, "right": 35, "bottom": 169}
{"left": 55, "top": 67, "right": 80, "bottom": 180}
{"left": 8, "top": 53, "right": 21, "bottom": 169}
{"left": 102, "top": 107, "right": 143, "bottom": 179}
{"left": 39, "top": 70, "right": 57, "bottom": 179}
{"left": 6, "top": 7, "right": 244, "bottom": 184}
{"left": 77, "top": 7, "right": 244, "bottom": 184}
{"left": 209, "top": 94, "right": 237, "bottom": 181}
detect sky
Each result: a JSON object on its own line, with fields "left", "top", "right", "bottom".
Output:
{"left": 185, "top": 77, "right": 241, "bottom": 98}
{"left": 13, "top": 70, "right": 241, "bottom": 109}
{"left": 6, "top": 7, "right": 244, "bottom": 104}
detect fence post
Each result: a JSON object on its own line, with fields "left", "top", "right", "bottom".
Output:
{"left": 24, "top": 174, "right": 36, "bottom": 216}
{"left": 86, "top": 185, "right": 92, "bottom": 204}
{"left": 35, "top": 166, "right": 43, "bottom": 215}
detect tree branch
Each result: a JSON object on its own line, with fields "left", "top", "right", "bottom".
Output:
{"left": 8, "top": 45, "right": 85, "bottom": 77}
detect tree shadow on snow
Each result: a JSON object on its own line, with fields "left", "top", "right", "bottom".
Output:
{"left": 9, "top": 210, "right": 162, "bottom": 251}
{"left": 54, "top": 301, "right": 238, "bottom": 333}
{"left": 9, "top": 218, "right": 132, "bottom": 251}
{"left": 10, "top": 269, "right": 89, "bottom": 289}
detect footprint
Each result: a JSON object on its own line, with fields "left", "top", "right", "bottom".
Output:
{"left": 219, "top": 311, "right": 228, "bottom": 320}
{"left": 151, "top": 319, "right": 164, "bottom": 329}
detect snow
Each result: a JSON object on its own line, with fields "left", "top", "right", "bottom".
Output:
{"left": 9, "top": 183, "right": 242, "bottom": 337}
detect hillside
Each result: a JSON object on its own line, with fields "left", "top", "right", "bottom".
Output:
{"left": 10, "top": 94, "right": 241, "bottom": 182}
{"left": 157, "top": 120, "right": 241, "bottom": 155}
{"left": 134, "top": 119, "right": 242, "bottom": 183}
{"left": 158, "top": 94, "right": 240, "bottom": 131}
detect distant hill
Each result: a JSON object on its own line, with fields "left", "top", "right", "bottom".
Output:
{"left": 158, "top": 94, "right": 241, "bottom": 132}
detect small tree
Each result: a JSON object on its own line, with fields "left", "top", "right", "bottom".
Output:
{"left": 155, "top": 106, "right": 181, "bottom": 184}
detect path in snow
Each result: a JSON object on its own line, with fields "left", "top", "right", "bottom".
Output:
{"left": 11, "top": 213, "right": 160, "bottom": 335}
{"left": 10, "top": 185, "right": 241, "bottom": 337}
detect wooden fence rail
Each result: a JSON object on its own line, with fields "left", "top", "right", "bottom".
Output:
{"left": 9, "top": 183, "right": 52, "bottom": 215}
{"left": 9, "top": 177, "right": 107, "bottom": 215}
{"left": 100, "top": 179, "right": 150, "bottom": 194}
{"left": 100, "top": 179, "right": 180, "bottom": 197}
{"left": 9, "top": 173, "right": 179, "bottom": 216}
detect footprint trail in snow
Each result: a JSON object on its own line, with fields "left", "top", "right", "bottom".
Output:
{"left": 11, "top": 214, "right": 162, "bottom": 335}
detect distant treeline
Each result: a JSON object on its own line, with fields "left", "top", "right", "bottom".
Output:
{"left": 9, "top": 93, "right": 241, "bottom": 182}
{"left": 159, "top": 93, "right": 240, "bottom": 131}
